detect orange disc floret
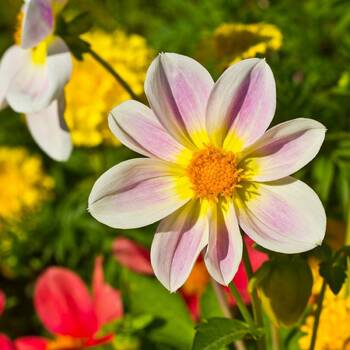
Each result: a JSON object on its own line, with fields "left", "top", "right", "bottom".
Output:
{"left": 14, "top": 11, "right": 23, "bottom": 45}
{"left": 187, "top": 146, "right": 241, "bottom": 201}
{"left": 48, "top": 336, "right": 84, "bottom": 350}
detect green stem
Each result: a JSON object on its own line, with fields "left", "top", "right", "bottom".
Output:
{"left": 229, "top": 283, "right": 255, "bottom": 327}
{"left": 345, "top": 203, "right": 350, "bottom": 295}
{"left": 87, "top": 47, "right": 140, "bottom": 101}
{"left": 271, "top": 324, "right": 281, "bottom": 350}
{"left": 210, "top": 278, "right": 247, "bottom": 350}
{"left": 210, "top": 277, "right": 232, "bottom": 318}
{"left": 242, "top": 240, "right": 265, "bottom": 350}
{"left": 309, "top": 280, "right": 326, "bottom": 350}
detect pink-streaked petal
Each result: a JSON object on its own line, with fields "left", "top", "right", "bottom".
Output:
{"left": 0, "top": 46, "right": 28, "bottom": 107}
{"left": 232, "top": 236, "right": 268, "bottom": 304}
{"left": 92, "top": 257, "right": 123, "bottom": 327}
{"left": 113, "top": 237, "right": 153, "bottom": 275}
{"left": 14, "top": 337, "right": 48, "bottom": 350}
{"left": 242, "top": 118, "right": 326, "bottom": 181}
{"left": 145, "top": 53, "right": 214, "bottom": 148}
{"left": 25, "top": 94, "right": 72, "bottom": 161}
{"left": 206, "top": 59, "right": 276, "bottom": 150}
{"left": 151, "top": 200, "right": 209, "bottom": 292}
{"left": 236, "top": 178, "right": 326, "bottom": 254}
{"left": 109, "top": 100, "right": 188, "bottom": 162}
{"left": 21, "top": 0, "right": 54, "bottom": 49}
{"left": 34, "top": 267, "right": 98, "bottom": 338}
{"left": 89, "top": 158, "right": 191, "bottom": 229}
{"left": 7, "top": 38, "right": 72, "bottom": 114}
{"left": 0, "top": 334, "right": 14, "bottom": 350}
{"left": 0, "top": 289, "right": 5, "bottom": 315}
{"left": 205, "top": 201, "right": 243, "bottom": 286}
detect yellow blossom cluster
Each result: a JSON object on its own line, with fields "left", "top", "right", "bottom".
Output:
{"left": 64, "top": 30, "right": 154, "bottom": 147}
{"left": 199, "top": 23, "right": 282, "bottom": 69}
{"left": 299, "top": 265, "right": 350, "bottom": 350}
{"left": 0, "top": 147, "right": 54, "bottom": 222}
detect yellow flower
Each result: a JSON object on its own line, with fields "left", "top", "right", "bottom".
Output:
{"left": 199, "top": 23, "right": 282, "bottom": 68}
{"left": 0, "top": 147, "right": 54, "bottom": 222}
{"left": 299, "top": 265, "right": 350, "bottom": 350}
{"left": 65, "top": 30, "right": 154, "bottom": 147}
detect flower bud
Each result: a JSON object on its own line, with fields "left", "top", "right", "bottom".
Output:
{"left": 256, "top": 255, "right": 313, "bottom": 327}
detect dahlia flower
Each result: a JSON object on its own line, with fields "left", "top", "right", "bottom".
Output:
{"left": 0, "top": 0, "right": 72, "bottom": 161}
{"left": 89, "top": 53, "right": 326, "bottom": 292}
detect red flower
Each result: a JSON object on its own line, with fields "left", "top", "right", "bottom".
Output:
{"left": 112, "top": 237, "right": 153, "bottom": 275}
{"left": 0, "top": 334, "right": 47, "bottom": 350}
{"left": 34, "top": 257, "right": 123, "bottom": 349}
{"left": 0, "top": 289, "right": 6, "bottom": 315}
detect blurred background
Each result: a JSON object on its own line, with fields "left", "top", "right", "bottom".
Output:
{"left": 0, "top": 0, "right": 349, "bottom": 349}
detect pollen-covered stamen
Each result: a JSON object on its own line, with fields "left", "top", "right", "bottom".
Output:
{"left": 187, "top": 145, "right": 241, "bottom": 200}
{"left": 14, "top": 11, "right": 23, "bottom": 45}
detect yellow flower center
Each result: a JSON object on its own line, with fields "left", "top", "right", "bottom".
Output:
{"left": 48, "top": 336, "right": 84, "bottom": 350}
{"left": 187, "top": 146, "right": 241, "bottom": 201}
{"left": 14, "top": 10, "right": 47, "bottom": 65}
{"left": 31, "top": 41, "right": 48, "bottom": 65}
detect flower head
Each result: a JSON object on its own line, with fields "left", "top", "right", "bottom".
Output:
{"left": 65, "top": 30, "right": 153, "bottom": 147}
{"left": 0, "top": 147, "right": 53, "bottom": 222}
{"left": 89, "top": 53, "right": 326, "bottom": 292}
{"left": 299, "top": 276, "right": 350, "bottom": 349}
{"left": 210, "top": 23, "right": 282, "bottom": 67}
{"left": 34, "top": 257, "right": 123, "bottom": 348}
{"left": 0, "top": 2, "right": 72, "bottom": 161}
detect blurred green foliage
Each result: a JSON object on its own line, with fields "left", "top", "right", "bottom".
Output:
{"left": 0, "top": 0, "right": 349, "bottom": 349}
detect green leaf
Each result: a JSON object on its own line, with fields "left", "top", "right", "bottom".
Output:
{"left": 122, "top": 272, "right": 194, "bottom": 349}
{"left": 336, "top": 164, "right": 350, "bottom": 219}
{"left": 200, "top": 283, "right": 225, "bottom": 319}
{"left": 311, "top": 156, "right": 334, "bottom": 203}
{"left": 192, "top": 318, "right": 260, "bottom": 350}
{"left": 319, "top": 261, "right": 347, "bottom": 294}
{"left": 66, "top": 12, "right": 93, "bottom": 36}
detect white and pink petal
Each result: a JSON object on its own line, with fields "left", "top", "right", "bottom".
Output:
{"left": 242, "top": 118, "right": 326, "bottom": 181}
{"left": 25, "top": 93, "right": 72, "bottom": 161}
{"left": 88, "top": 158, "right": 192, "bottom": 229}
{"left": 145, "top": 53, "right": 213, "bottom": 148}
{"left": 0, "top": 45, "right": 28, "bottom": 108}
{"left": 206, "top": 58, "right": 276, "bottom": 151}
{"left": 21, "top": 0, "right": 68, "bottom": 49}
{"left": 236, "top": 178, "right": 326, "bottom": 254}
{"left": 205, "top": 201, "right": 242, "bottom": 285}
{"left": 21, "top": 0, "right": 54, "bottom": 49}
{"left": 151, "top": 200, "right": 209, "bottom": 292}
{"left": 7, "top": 37, "right": 72, "bottom": 114}
{"left": 109, "top": 100, "right": 189, "bottom": 163}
